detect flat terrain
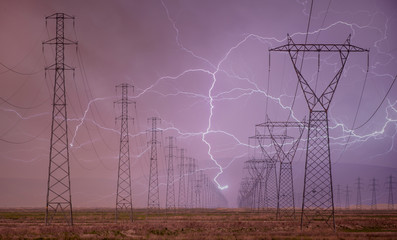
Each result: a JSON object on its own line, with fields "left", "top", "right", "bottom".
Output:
{"left": 0, "top": 208, "right": 396, "bottom": 239}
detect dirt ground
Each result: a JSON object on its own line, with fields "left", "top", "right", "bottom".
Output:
{"left": 0, "top": 208, "right": 396, "bottom": 239}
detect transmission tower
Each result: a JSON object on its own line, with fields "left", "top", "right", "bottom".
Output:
{"left": 178, "top": 148, "right": 186, "bottom": 209}
{"left": 115, "top": 83, "right": 134, "bottom": 222}
{"left": 44, "top": 13, "right": 77, "bottom": 225}
{"left": 249, "top": 127, "right": 278, "bottom": 211}
{"left": 257, "top": 120, "right": 305, "bottom": 218}
{"left": 356, "top": 177, "right": 362, "bottom": 210}
{"left": 165, "top": 136, "right": 177, "bottom": 212}
{"left": 194, "top": 170, "right": 204, "bottom": 209}
{"left": 370, "top": 178, "right": 378, "bottom": 210}
{"left": 386, "top": 175, "right": 396, "bottom": 210}
{"left": 244, "top": 158, "right": 265, "bottom": 210}
{"left": 336, "top": 184, "right": 341, "bottom": 209}
{"left": 147, "top": 117, "right": 162, "bottom": 210}
{"left": 344, "top": 185, "right": 351, "bottom": 210}
{"left": 270, "top": 34, "right": 368, "bottom": 229}
{"left": 186, "top": 158, "right": 196, "bottom": 209}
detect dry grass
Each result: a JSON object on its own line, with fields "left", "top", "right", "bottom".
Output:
{"left": 0, "top": 208, "right": 396, "bottom": 239}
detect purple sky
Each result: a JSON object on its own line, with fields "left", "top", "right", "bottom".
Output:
{"left": 0, "top": 0, "right": 396, "bottom": 208}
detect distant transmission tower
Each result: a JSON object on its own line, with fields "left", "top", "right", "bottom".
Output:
{"left": 147, "top": 117, "right": 161, "bottom": 210}
{"left": 258, "top": 120, "right": 305, "bottom": 219}
{"left": 387, "top": 175, "right": 396, "bottom": 210}
{"left": 336, "top": 184, "right": 341, "bottom": 209}
{"left": 44, "top": 13, "right": 77, "bottom": 225}
{"left": 165, "top": 136, "right": 177, "bottom": 212}
{"left": 356, "top": 177, "right": 362, "bottom": 210}
{"left": 370, "top": 178, "right": 378, "bottom": 210}
{"left": 270, "top": 34, "right": 368, "bottom": 229}
{"left": 344, "top": 185, "right": 351, "bottom": 210}
{"left": 178, "top": 148, "right": 186, "bottom": 209}
{"left": 186, "top": 157, "right": 196, "bottom": 209}
{"left": 115, "top": 83, "right": 134, "bottom": 222}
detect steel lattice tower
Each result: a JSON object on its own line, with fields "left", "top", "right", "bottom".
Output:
{"left": 355, "top": 177, "right": 362, "bottom": 210}
{"left": 387, "top": 175, "right": 395, "bottom": 210}
{"left": 147, "top": 117, "right": 161, "bottom": 210}
{"left": 370, "top": 178, "right": 378, "bottom": 210}
{"left": 336, "top": 184, "right": 341, "bottom": 209}
{"left": 44, "top": 13, "right": 77, "bottom": 225}
{"left": 115, "top": 83, "right": 134, "bottom": 222}
{"left": 249, "top": 130, "right": 277, "bottom": 211}
{"left": 270, "top": 35, "right": 368, "bottom": 229}
{"left": 165, "top": 136, "right": 177, "bottom": 211}
{"left": 261, "top": 121, "right": 305, "bottom": 219}
{"left": 186, "top": 158, "right": 196, "bottom": 209}
{"left": 344, "top": 185, "right": 351, "bottom": 210}
{"left": 178, "top": 148, "right": 186, "bottom": 209}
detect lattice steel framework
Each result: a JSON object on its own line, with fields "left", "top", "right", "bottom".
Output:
{"left": 178, "top": 148, "right": 186, "bottom": 208}
{"left": 186, "top": 158, "right": 196, "bottom": 209}
{"left": 115, "top": 83, "right": 134, "bottom": 222}
{"left": 387, "top": 175, "right": 396, "bottom": 210}
{"left": 44, "top": 13, "right": 77, "bottom": 226}
{"left": 244, "top": 158, "right": 266, "bottom": 210}
{"left": 165, "top": 136, "right": 177, "bottom": 211}
{"left": 370, "top": 178, "right": 378, "bottom": 210}
{"left": 355, "top": 177, "right": 362, "bottom": 210}
{"left": 249, "top": 131, "right": 278, "bottom": 211}
{"left": 147, "top": 117, "right": 161, "bottom": 210}
{"left": 258, "top": 120, "right": 305, "bottom": 219}
{"left": 270, "top": 34, "right": 368, "bottom": 229}
{"left": 344, "top": 185, "right": 351, "bottom": 210}
{"left": 336, "top": 184, "right": 341, "bottom": 209}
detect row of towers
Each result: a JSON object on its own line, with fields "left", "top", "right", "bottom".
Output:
{"left": 238, "top": 34, "right": 369, "bottom": 229}
{"left": 43, "top": 13, "right": 227, "bottom": 225}
{"left": 335, "top": 176, "right": 396, "bottom": 210}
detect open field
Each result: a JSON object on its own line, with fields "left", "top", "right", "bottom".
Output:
{"left": 0, "top": 208, "right": 396, "bottom": 239}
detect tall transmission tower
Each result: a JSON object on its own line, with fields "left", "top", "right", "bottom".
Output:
{"left": 370, "top": 178, "right": 378, "bottom": 210}
{"left": 386, "top": 175, "right": 396, "bottom": 210}
{"left": 44, "top": 13, "right": 77, "bottom": 225}
{"left": 257, "top": 120, "right": 305, "bottom": 218}
{"left": 270, "top": 34, "right": 368, "bottom": 229}
{"left": 344, "top": 185, "right": 351, "bottom": 210}
{"left": 356, "top": 177, "right": 362, "bottom": 210}
{"left": 178, "top": 148, "right": 186, "bottom": 209}
{"left": 165, "top": 136, "right": 177, "bottom": 211}
{"left": 115, "top": 83, "right": 134, "bottom": 222}
{"left": 249, "top": 126, "right": 277, "bottom": 211}
{"left": 147, "top": 117, "right": 162, "bottom": 210}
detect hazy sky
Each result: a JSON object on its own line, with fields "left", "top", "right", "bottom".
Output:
{"left": 0, "top": 0, "right": 396, "bottom": 208}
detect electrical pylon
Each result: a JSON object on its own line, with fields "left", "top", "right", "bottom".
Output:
{"left": 344, "top": 185, "right": 351, "bottom": 210}
{"left": 147, "top": 117, "right": 161, "bottom": 210}
{"left": 355, "top": 177, "right": 362, "bottom": 210}
{"left": 115, "top": 83, "right": 134, "bottom": 222}
{"left": 44, "top": 13, "right": 77, "bottom": 226}
{"left": 257, "top": 120, "right": 305, "bottom": 218}
{"left": 370, "top": 178, "right": 378, "bottom": 210}
{"left": 244, "top": 158, "right": 266, "bottom": 210}
{"left": 178, "top": 148, "right": 186, "bottom": 209}
{"left": 165, "top": 136, "right": 177, "bottom": 212}
{"left": 186, "top": 158, "right": 196, "bottom": 209}
{"left": 387, "top": 175, "right": 396, "bottom": 210}
{"left": 249, "top": 130, "right": 277, "bottom": 211}
{"left": 270, "top": 34, "right": 368, "bottom": 229}
{"left": 336, "top": 184, "right": 341, "bottom": 209}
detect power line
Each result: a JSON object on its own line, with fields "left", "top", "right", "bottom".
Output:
{"left": 354, "top": 74, "right": 397, "bottom": 130}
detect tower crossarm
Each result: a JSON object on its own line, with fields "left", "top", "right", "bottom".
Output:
{"left": 269, "top": 34, "right": 368, "bottom": 53}
{"left": 270, "top": 34, "right": 368, "bottom": 111}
